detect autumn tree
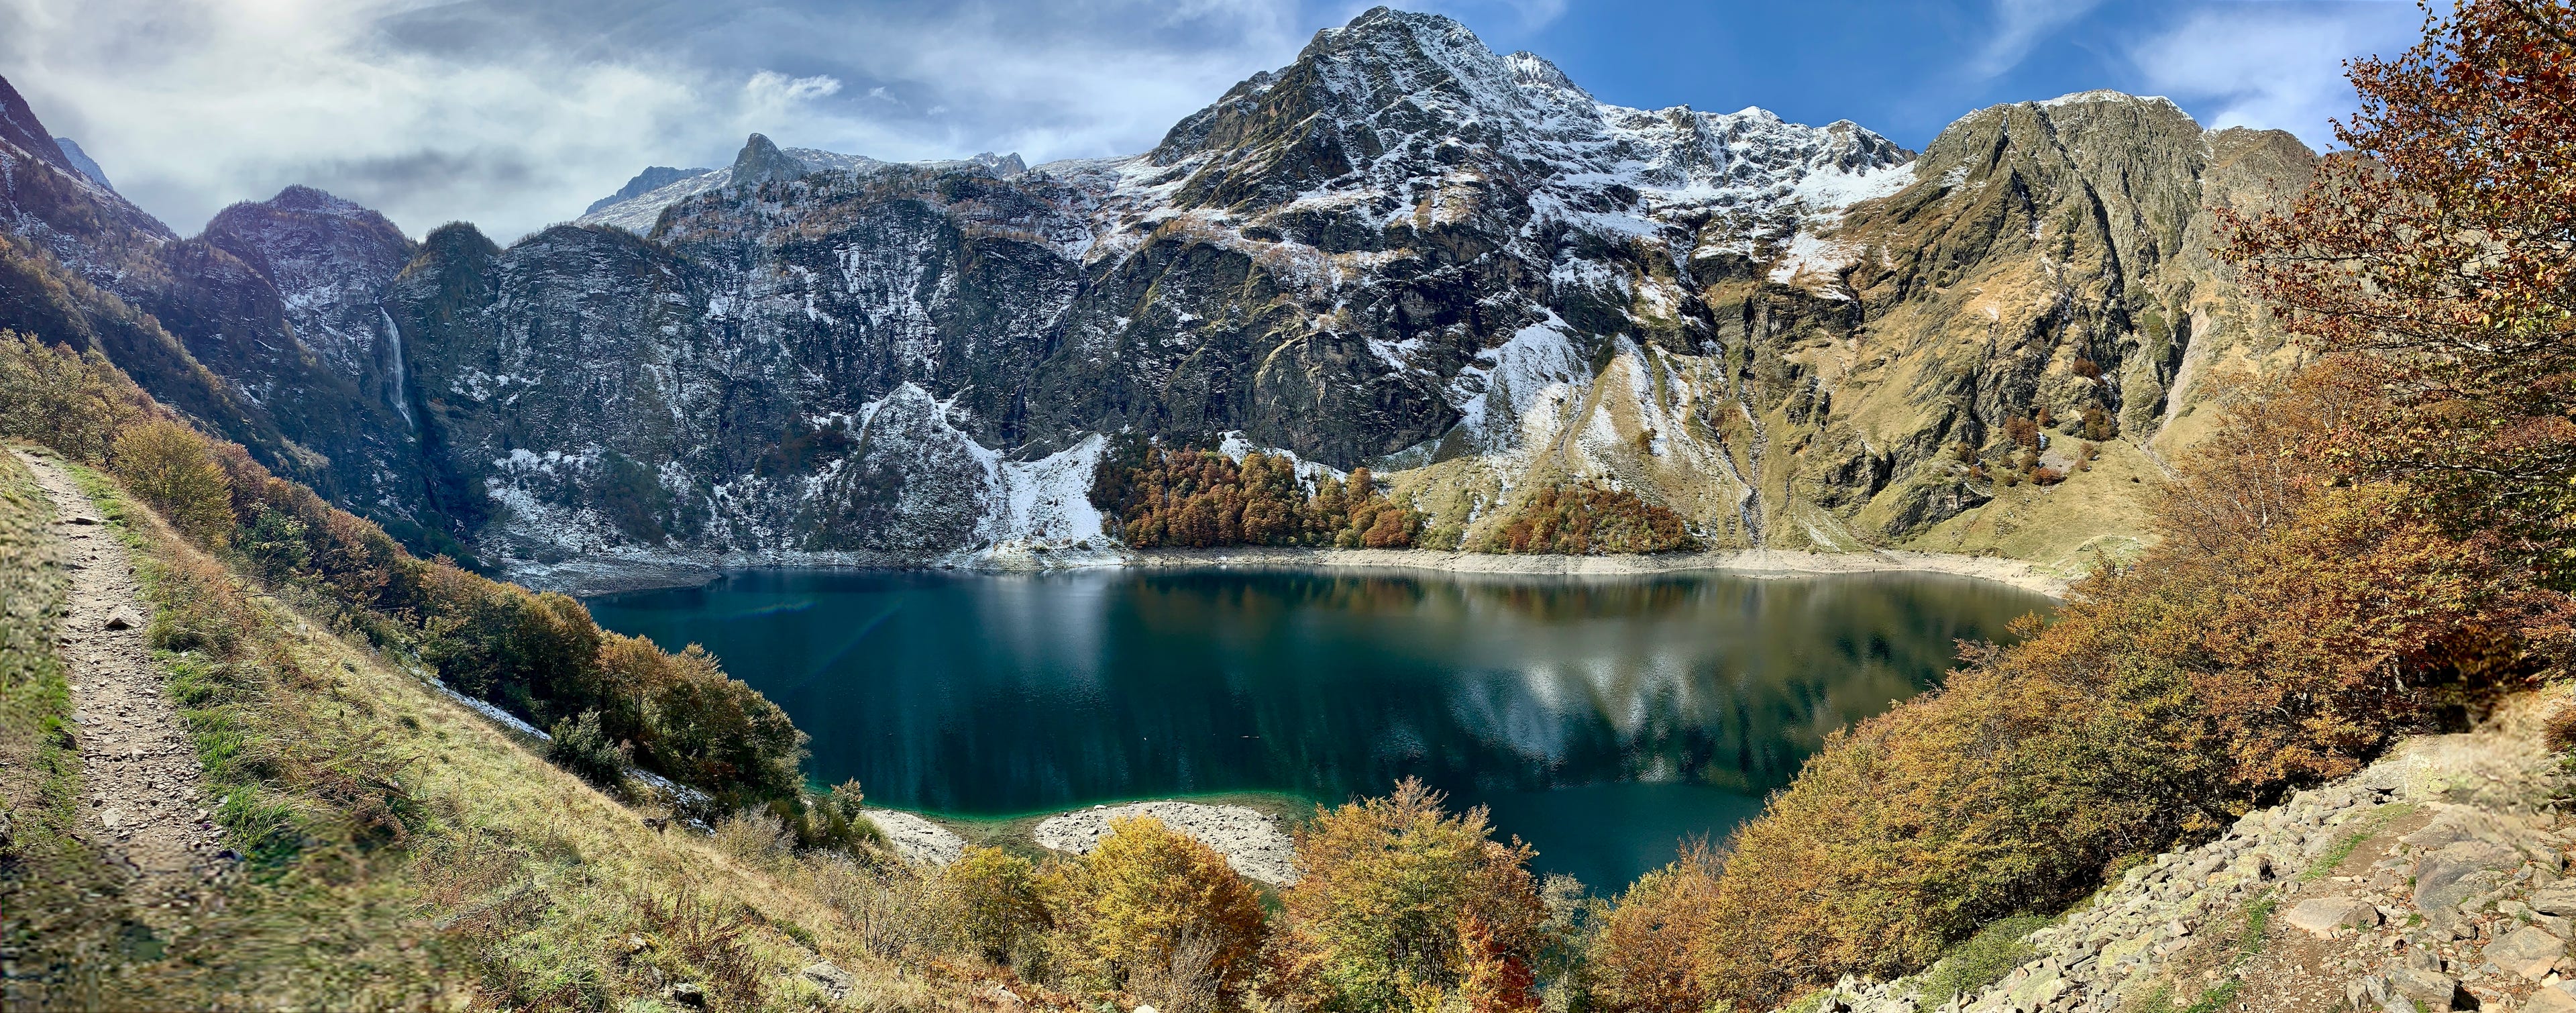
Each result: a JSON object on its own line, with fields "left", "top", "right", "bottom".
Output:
{"left": 2222, "top": 0, "right": 2576, "bottom": 587}
{"left": 947, "top": 845, "right": 1048, "bottom": 965}
{"left": 1041, "top": 816, "right": 1268, "bottom": 1004}
{"left": 1275, "top": 780, "right": 1549, "bottom": 1012}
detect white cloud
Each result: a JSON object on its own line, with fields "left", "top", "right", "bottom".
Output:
{"left": 1971, "top": 0, "right": 2108, "bottom": 79}
{"left": 747, "top": 72, "right": 845, "bottom": 105}
{"left": 2129, "top": 2, "right": 2420, "bottom": 150}
{"left": 0, "top": 0, "right": 1313, "bottom": 243}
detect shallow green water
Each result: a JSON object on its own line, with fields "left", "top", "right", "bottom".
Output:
{"left": 584, "top": 567, "right": 2051, "bottom": 891}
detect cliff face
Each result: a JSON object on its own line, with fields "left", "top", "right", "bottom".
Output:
{"left": 0, "top": 8, "right": 2314, "bottom": 573}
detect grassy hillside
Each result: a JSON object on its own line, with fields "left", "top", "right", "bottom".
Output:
{"left": 0, "top": 443, "right": 1001, "bottom": 1008}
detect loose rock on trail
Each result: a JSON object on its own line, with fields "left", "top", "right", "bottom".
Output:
{"left": 12, "top": 449, "right": 224, "bottom": 912}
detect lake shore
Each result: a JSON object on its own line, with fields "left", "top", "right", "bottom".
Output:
{"left": 524, "top": 545, "right": 2076, "bottom": 600}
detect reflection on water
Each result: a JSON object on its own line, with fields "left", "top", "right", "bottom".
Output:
{"left": 584, "top": 568, "right": 2051, "bottom": 889}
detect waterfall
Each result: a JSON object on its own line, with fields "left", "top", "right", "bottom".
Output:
{"left": 379, "top": 306, "right": 415, "bottom": 429}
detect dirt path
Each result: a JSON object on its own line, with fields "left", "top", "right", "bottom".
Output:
{"left": 11, "top": 449, "right": 221, "bottom": 911}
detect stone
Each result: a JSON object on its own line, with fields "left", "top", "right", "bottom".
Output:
{"left": 2286, "top": 897, "right": 2381, "bottom": 936}
{"left": 2530, "top": 984, "right": 2576, "bottom": 1013}
{"left": 2532, "top": 887, "right": 2576, "bottom": 917}
{"left": 2486, "top": 925, "right": 2565, "bottom": 981}
{"left": 800, "top": 961, "right": 853, "bottom": 1001}
{"left": 2382, "top": 966, "right": 2459, "bottom": 1012}
{"left": 665, "top": 982, "right": 706, "bottom": 1008}
{"left": 2417, "top": 841, "right": 2522, "bottom": 928}
{"left": 101, "top": 609, "right": 139, "bottom": 631}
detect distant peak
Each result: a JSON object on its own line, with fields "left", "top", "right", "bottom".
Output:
{"left": 2039, "top": 89, "right": 2177, "bottom": 109}
{"left": 1505, "top": 52, "right": 1585, "bottom": 99}
{"left": 53, "top": 136, "right": 112, "bottom": 191}
{"left": 268, "top": 184, "right": 366, "bottom": 215}
{"left": 731, "top": 133, "right": 807, "bottom": 186}
{"left": 586, "top": 166, "right": 711, "bottom": 215}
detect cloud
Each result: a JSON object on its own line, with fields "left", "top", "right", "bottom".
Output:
{"left": 0, "top": 0, "right": 1314, "bottom": 243}
{"left": 747, "top": 72, "right": 845, "bottom": 105}
{"left": 2129, "top": 2, "right": 2420, "bottom": 150}
{"left": 1970, "top": 0, "right": 2108, "bottom": 79}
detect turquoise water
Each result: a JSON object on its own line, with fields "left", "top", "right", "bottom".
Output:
{"left": 583, "top": 567, "right": 2051, "bottom": 891}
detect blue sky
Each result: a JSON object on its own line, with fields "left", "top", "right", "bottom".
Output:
{"left": 0, "top": 0, "right": 2424, "bottom": 242}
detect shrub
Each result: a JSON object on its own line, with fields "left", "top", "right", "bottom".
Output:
{"left": 2081, "top": 405, "right": 2116, "bottom": 441}
{"left": 1041, "top": 816, "right": 1267, "bottom": 1002}
{"left": 239, "top": 506, "right": 312, "bottom": 578}
{"left": 1275, "top": 780, "right": 1548, "bottom": 1012}
{"left": 1481, "top": 481, "right": 1697, "bottom": 555}
{"left": 0, "top": 329, "right": 150, "bottom": 460}
{"left": 544, "top": 709, "right": 629, "bottom": 790}
{"left": 2003, "top": 416, "right": 2041, "bottom": 451}
{"left": 767, "top": 779, "right": 881, "bottom": 854}
{"left": 949, "top": 846, "right": 1048, "bottom": 965}
{"left": 1917, "top": 914, "right": 2049, "bottom": 1005}
{"left": 2031, "top": 466, "right": 2064, "bottom": 486}
{"left": 111, "top": 421, "right": 233, "bottom": 545}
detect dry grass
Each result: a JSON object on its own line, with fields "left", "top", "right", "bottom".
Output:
{"left": 20, "top": 453, "right": 1000, "bottom": 1010}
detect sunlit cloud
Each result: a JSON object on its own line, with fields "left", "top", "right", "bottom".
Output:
{"left": 2129, "top": 1, "right": 2420, "bottom": 149}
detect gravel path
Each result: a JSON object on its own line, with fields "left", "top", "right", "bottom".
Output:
{"left": 13, "top": 450, "right": 223, "bottom": 911}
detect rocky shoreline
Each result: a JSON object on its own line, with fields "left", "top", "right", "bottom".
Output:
{"left": 513, "top": 545, "right": 2075, "bottom": 600}
{"left": 1034, "top": 801, "right": 1297, "bottom": 886}
{"left": 857, "top": 800, "right": 1297, "bottom": 886}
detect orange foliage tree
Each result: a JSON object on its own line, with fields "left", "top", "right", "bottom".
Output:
{"left": 2222, "top": 0, "right": 2576, "bottom": 587}
{"left": 1273, "top": 780, "right": 1548, "bottom": 1012}
{"left": 1091, "top": 443, "right": 1423, "bottom": 549}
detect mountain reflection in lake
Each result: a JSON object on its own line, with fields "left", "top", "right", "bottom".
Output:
{"left": 584, "top": 568, "right": 2051, "bottom": 889}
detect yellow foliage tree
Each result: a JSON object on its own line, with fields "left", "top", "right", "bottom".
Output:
{"left": 1040, "top": 816, "right": 1267, "bottom": 1004}
{"left": 111, "top": 420, "right": 233, "bottom": 545}
{"left": 1276, "top": 779, "right": 1548, "bottom": 1012}
{"left": 947, "top": 845, "right": 1046, "bottom": 964}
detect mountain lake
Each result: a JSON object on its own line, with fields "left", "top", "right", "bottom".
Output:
{"left": 584, "top": 567, "right": 2053, "bottom": 890}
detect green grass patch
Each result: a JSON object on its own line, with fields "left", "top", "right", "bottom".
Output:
{"left": 2302, "top": 802, "right": 2418, "bottom": 882}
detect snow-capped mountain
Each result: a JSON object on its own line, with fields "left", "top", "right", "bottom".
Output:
{"left": 575, "top": 135, "right": 1026, "bottom": 234}
{"left": 0, "top": 7, "right": 2315, "bottom": 578}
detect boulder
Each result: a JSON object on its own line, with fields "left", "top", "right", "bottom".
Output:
{"left": 800, "top": 961, "right": 853, "bottom": 1001}
{"left": 2532, "top": 886, "right": 2576, "bottom": 917}
{"left": 2284, "top": 897, "right": 2381, "bottom": 936}
{"left": 2530, "top": 983, "right": 2576, "bottom": 1013}
{"left": 2485, "top": 924, "right": 2565, "bottom": 981}
{"left": 2414, "top": 841, "right": 2521, "bottom": 928}
{"left": 2382, "top": 966, "right": 2459, "bottom": 1012}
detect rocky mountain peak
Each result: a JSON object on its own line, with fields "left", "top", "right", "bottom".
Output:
{"left": 52, "top": 137, "right": 111, "bottom": 191}
{"left": 1504, "top": 50, "right": 1587, "bottom": 100}
{"left": 0, "top": 75, "right": 77, "bottom": 176}
{"left": 731, "top": 133, "right": 807, "bottom": 186}
{"left": 587, "top": 166, "right": 710, "bottom": 216}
